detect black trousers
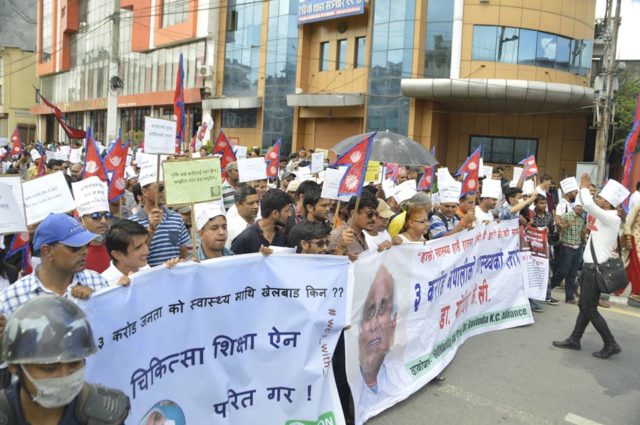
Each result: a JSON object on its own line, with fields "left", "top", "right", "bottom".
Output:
{"left": 570, "top": 265, "right": 616, "bottom": 345}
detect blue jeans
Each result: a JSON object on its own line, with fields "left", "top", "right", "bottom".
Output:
{"left": 551, "top": 245, "right": 583, "bottom": 301}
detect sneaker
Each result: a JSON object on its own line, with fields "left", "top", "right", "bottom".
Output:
{"left": 531, "top": 304, "right": 543, "bottom": 313}
{"left": 543, "top": 297, "right": 560, "bottom": 306}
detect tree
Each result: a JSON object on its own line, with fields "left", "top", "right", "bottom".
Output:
{"left": 611, "top": 67, "right": 640, "bottom": 153}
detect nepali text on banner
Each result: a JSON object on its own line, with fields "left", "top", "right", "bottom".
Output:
{"left": 81, "top": 254, "right": 350, "bottom": 424}
{"left": 345, "top": 219, "right": 533, "bottom": 424}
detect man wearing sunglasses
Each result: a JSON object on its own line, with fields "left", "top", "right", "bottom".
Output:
{"left": 329, "top": 191, "right": 379, "bottom": 256}
{"left": 0, "top": 213, "right": 110, "bottom": 319}
{"left": 82, "top": 210, "right": 113, "bottom": 274}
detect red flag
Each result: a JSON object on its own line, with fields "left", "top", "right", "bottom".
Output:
{"left": 36, "top": 156, "right": 47, "bottom": 177}
{"left": 265, "top": 139, "right": 282, "bottom": 178}
{"left": 38, "top": 93, "right": 86, "bottom": 139}
{"left": 457, "top": 147, "right": 481, "bottom": 195}
{"left": 9, "top": 128, "right": 22, "bottom": 156}
{"left": 108, "top": 142, "right": 130, "bottom": 202}
{"left": 173, "top": 53, "right": 186, "bottom": 154}
{"left": 5, "top": 233, "right": 32, "bottom": 275}
{"left": 82, "top": 128, "right": 108, "bottom": 182}
{"left": 212, "top": 129, "right": 237, "bottom": 174}
{"left": 191, "top": 122, "right": 209, "bottom": 152}
{"left": 418, "top": 166, "right": 434, "bottom": 191}
{"left": 518, "top": 155, "right": 539, "bottom": 180}
{"left": 384, "top": 163, "right": 399, "bottom": 181}
{"left": 332, "top": 133, "right": 374, "bottom": 197}
{"left": 104, "top": 130, "right": 126, "bottom": 173}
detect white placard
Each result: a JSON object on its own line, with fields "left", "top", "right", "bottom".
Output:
{"left": 59, "top": 145, "right": 71, "bottom": 160}
{"left": 22, "top": 172, "right": 76, "bottom": 225}
{"left": 479, "top": 158, "right": 484, "bottom": 177}
{"left": 234, "top": 146, "right": 248, "bottom": 159}
{"left": 437, "top": 167, "right": 455, "bottom": 186}
{"left": 522, "top": 179, "right": 535, "bottom": 195}
{"left": 321, "top": 167, "right": 351, "bottom": 202}
{"left": 511, "top": 166, "right": 523, "bottom": 184}
{"left": 483, "top": 166, "right": 493, "bottom": 178}
{"left": 72, "top": 176, "right": 110, "bottom": 216}
{"left": 144, "top": 117, "right": 177, "bottom": 155}
{"left": 238, "top": 157, "right": 267, "bottom": 183}
{"left": 0, "top": 176, "right": 25, "bottom": 225}
{"left": 296, "top": 166, "right": 312, "bottom": 182}
{"left": 126, "top": 153, "right": 133, "bottom": 166}
{"left": 70, "top": 148, "right": 83, "bottom": 164}
{"left": 30, "top": 149, "right": 41, "bottom": 161}
{"left": 45, "top": 150, "right": 59, "bottom": 161}
{"left": 310, "top": 152, "right": 325, "bottom": 174}
{"left": 576, "top": 162, "right": 598, "bottom": 182}
{"left": 0, "top": 182, "right": 27, "bottom": 234}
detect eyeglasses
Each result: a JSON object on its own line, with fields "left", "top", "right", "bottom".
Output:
{"left": 90, "top": 211, "right": 113, "bottom": 221}
{"left": 308, "top": 239, "right": 329, "bottom": 248}
{"left": 363, "top": 210, "right": 376, "bottom": 219}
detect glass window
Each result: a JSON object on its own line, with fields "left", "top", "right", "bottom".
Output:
{"left": 517, "top": 29, "right": 537, "bottom": 66}
{"left": 355, "top": 37, "right": 366, "bottom": 68}
{"left": 319, "top": 41, "right": 330, "bottom": 71}
{"left": 41, "top": 0, "right": 53, "bottom": 62}
{"left": 337, "top": 39, "right": 347, "bottom": 70}
{"left": 536, "top": 32, "right": 557, "bottom": 68}
{"left": 222, "top": 109, "right": 258, "bottom": 128}
{"left": 580, "top": 40, "right": 593, "bottom": 76}
{"left": 496, "top": 27, "right": 519, "bottom": 64}
{"left": 425, "top": 0, "right": 454, "bottom": 78}
{"left": 554, "top": 36, "right": 571, "bottom": 71}
{"left": 162, "top": 0, "right": 188, "bottom": 28}
{"left": 224, "top": 0, "right": 263, "bottom": 96}
{"left": 470, "top": 136, "right": 538, "bottom": 164}
{"left": 472, "top": 26, "right": 498, "bottom": 61}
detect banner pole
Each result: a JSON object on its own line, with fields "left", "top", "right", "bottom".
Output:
{"left": 191, "top": 204, "right": 198, "bottom": 261}
{"left": 155, "top": 155, "right": 160, "bottom": 209}
{"left": 332, "top": 201, "right": 341, "bottom": 230}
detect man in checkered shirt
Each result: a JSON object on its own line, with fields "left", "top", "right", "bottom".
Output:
{"left": 0, "top": 213, "right": 110, "bottom": 319}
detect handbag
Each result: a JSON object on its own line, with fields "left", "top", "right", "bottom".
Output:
{"left": 589, "top": 238, "right": 628, "bottom": 294}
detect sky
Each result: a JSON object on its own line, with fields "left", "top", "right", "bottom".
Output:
{"left": 596, "top": 0, "right": 640, "bottom": 60}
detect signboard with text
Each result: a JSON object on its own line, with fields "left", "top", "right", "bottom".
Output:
{"left": 298, "top": 0, "right": 365, "bottom": 24}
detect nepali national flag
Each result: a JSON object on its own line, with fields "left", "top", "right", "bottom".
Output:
{"left": 265, "top": 138, "right": 282, "bottom": 178}
{"left": 384, "top": 163, "right": 399, "bottom": 181}
{"left": 212, "top": 129, "right": 237, "bottom": 174}
{"left": 457, "top": 147, "right": 481, "bottom": 195}
{"left": 104, "top": 129, "right": 126, "bottom": 174}
{"left": 9, "top": 128, "right": 22, "bottom": 156}
{"left": 38, "top": 92, "right": 86, "bottom": 139}
{"left": 82, "top": 128, "right": 109, "bottom": 182}
{"left": 418, "top": 166, "right": 434, "bottom": 191}
{"left": 105, "top": 131, "right": 130, "bottom": 202}
{"left": 332, "top": 132, "right": 374, "bottom": 197}
{"left": 191, "top": 122, "right": 209, "bottom": 153}
{"left": 36, "top": 156, "right": 47, "bottom": 177}
{"left": 518, "top": 155, "right": 539, "bottom": 180}
{"left": 5, "top": 233, "right": 32, "bottom": 275}
{"left": 174, "top": 53, "right": 186, "bottom": 154}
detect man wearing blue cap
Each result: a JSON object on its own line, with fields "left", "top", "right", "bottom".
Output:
{"left": 0, "top": 213, "right": 110, "bottom": 318}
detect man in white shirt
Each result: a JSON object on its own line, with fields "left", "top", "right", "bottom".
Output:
{"left": 475, "top": 179, "right": 500, "bottom": 225}
{"left": 102, "top": 219, "right": 151, "bottom": 286}
{"left": 555, "top": 177, "right": 579, "bottom": 219}
{"left": 226, "top": 184, "right": 259, "bottom": 249}
{"left": 553, "top": 175, "right": 628, "bottom": 359}
{"left": 365, "top": 199, "right": 395, "bottom": 251}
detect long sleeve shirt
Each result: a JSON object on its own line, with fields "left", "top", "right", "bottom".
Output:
{"left": 579, "top": 188, "right": 620, "bottom": 264}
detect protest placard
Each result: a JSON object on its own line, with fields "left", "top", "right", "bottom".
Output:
{"left": 0, "top": 176, "right": 25, "bottom": 225}
{"left": 296, "top": 166, "right": 312, "bottom": 182}
{"left": 234, "top": 146, "right": 248, "bottom": 159}
{"left": 238, "top": 157, "right": 267, "bottom": 183}
{"left": 144, "top": 117, "right": 177, "bottom": 155}
{"left": 69, "top": 148, "right": 83, "bottom": 163}
{"left": 83, "top": 254, "right": 349, "bottom": 424}
{"left": 72, "top": 177, "right": 109, "bottom": 216}
{"left": 310, "top": 152, "right": 325, "bottom": 174}
{"left": 163, "top": 157, "right": 222, "bottom": 205}
{"left": 59, "top": 145, "right": 71, "bottom": 160}
{"left": 345, "top": 220, "right": 532, "bottom": 424}
{"left": 365, "top": 161, "right": 381, "bottom": 183}
{"left": 0, "top": 182, "right": 27, "bottom": 234}
{"left": 22, "top": 172, "right": 76, "bottom": 225}
{"left": 321, "top": 168, "right": 351, "bottom": 202}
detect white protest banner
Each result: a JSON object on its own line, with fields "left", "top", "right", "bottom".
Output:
{"left": 234, "top": 146, "right": 248, "bottom": 159}
{"left": 0, "top": 176, "right": 25, "bottom": 225}
{"left": 45, "top": 150, "right": 59, "bottom": 160}
{"left": 144, "top": 117, "right": 177, "bottom": 155}
{"left": 72, "top": 176, "right": 109, "bottom": 216}
{"left": 59, "top": 145, "right": 71, "bottom": 160}
{"left": 321, "top": 167, "right": 351, "bottom": 202}
{"left": 0, "top": 182, "right": 27, "bottom": 234}
{"left": 22, "top": 172, "right": 76, "bottom": 225}
{"left": 83, "top": 254, "right": 349, "bottom": 424}
{"left": 345, "top": 220, "right": 533, "bottom": 424}
{"left": 238, "top": 157, "right": 267, "bottom": 183}
{"left": 70, "top": 148, "right": 83, "bottom": 163}
{"left": 311, "top": 152, "right": 325, "bottom": 174}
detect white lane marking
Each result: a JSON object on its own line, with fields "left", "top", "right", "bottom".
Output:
{"left": 564, "top": 413, "right": 604, "bottom": 425}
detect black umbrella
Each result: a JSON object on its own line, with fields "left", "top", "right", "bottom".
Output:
{"left": 331, "top": 131, "right": 438, "bottom": 166}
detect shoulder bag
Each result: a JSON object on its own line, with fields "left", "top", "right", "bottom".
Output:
{"left": 589, "top": 238, "right": 628, "bottom": 294}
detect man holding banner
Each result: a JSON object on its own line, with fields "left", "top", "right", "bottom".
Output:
{"left": 195, "top": 201, "right": 235, "bottom": 260}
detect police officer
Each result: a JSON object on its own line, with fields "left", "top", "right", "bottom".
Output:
{"left": 0, "top": 295, "right": 130, "bottom": 424}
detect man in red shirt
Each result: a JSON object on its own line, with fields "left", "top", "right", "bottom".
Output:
{"left": 82, "top": 210, "right": 112, "bottom": 273}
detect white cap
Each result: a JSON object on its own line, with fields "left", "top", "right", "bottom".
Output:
{"left": 138, "top": 162, "right": 158, "bottom": 187}
{"left": 481, "top": 179, "right": 502, "bottom": 199}
{"left": 194, "top": 200, "right": 226, "bottom": 231}
{"left": 599, "top": 179, "right": 630, "bottom": 207}
{"left": 560, "top": 177, "right": 578, "bottom": 194}
{"left": 30, "top": 149, "right": 42, "bottom": 161}
{"left": 439, "top": 181, "right": 462, "bottom": 204}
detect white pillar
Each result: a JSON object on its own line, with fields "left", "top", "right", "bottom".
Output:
{"left": 450, "top": 0, "right": 464, "bottom": 80}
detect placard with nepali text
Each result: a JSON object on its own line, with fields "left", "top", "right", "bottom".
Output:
{"left": 163, "top": 158, "right": 222, "bottom": 206}
{"left": 22, "top": 172, "right": 76, "bottom": 225}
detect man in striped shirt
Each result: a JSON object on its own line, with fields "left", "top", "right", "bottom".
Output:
{"left": 221, "top": 162, "right": 240, "bottom": 211}
{"left": 130, "top": 180, "right": 190, "bottom": 267}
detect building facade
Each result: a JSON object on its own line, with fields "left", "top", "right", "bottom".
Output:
{"left": 33, "top": 0, "right": 596, "bottom": 179}
{"left": 0, "top": 0, "right": 38, "bottom": 144}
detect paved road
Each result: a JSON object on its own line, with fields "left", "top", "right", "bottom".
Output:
{"left": 367, "top": 289, "right": 640, "bottom": 425}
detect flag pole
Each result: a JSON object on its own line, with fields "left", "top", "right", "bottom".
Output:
{"left": 155, "top": 155, "right": 160, "bottom": 209}
{"left": 332, "top": 201, "right": 341, "bottom": 230}
{"left": 187, "top": 123, "right": 198, "bottom": 262}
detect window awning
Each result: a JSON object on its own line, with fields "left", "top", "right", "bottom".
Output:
{"left": 286, "top": 93, "right": 365, "bottom": 107}
{"left": 401, "top": 79, "right": 594, "bottom": 114}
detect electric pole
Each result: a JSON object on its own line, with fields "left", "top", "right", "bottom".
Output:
{"left": 106, "top": 0, "right": 120, "bottom": 145}
{"left": 594, "top": 0, "right": 622, "bottom": 184}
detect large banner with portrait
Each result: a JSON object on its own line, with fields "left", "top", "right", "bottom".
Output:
{"left": 81, "top": 254, "right": 350, "bottom": 425}
{"left": 345, "top": 220, "right": 533, "bottom": 424}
